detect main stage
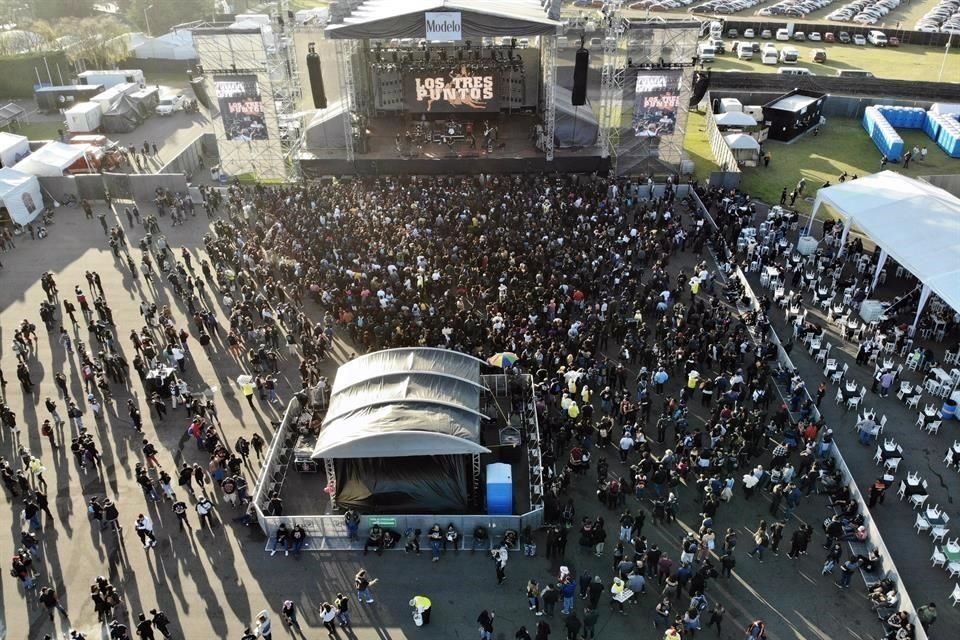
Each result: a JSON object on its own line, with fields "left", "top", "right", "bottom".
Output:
{"left": 301, "top": 112, "right": 609, "bottom": 176}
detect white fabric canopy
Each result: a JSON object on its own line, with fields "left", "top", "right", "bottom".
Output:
{"left": 724, "top": 132, "right": 760, "bottom": 150}
{"left": 313, "top": 347, "right": 491, "bottom": 459}
{"left": 811, "top": 171, "right": 960, "bottom": 315}
{"left": 0, "top": 168, "right": 43, "bottom": 224}
{"left": 715, "top": 111, "right": 757, "bottom": 127}
{"left": 13, "top": 141, "right": 86, "bottom": 177}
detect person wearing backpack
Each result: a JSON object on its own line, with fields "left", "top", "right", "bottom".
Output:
{"left": 747, "top": 522, "right": 769, "bottom": 562}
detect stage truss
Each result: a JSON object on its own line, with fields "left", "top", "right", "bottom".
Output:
{"left": 598, "top": 0, "right": 627, "bottom": 174}
{"left": 616, "top": 19, "right": 699, "bottom": 176}
{"left": 193, "top": 15, "right": 302, "bottom": 182}
{"left": 541, "top": 34, "right": 558, "bottom": 162}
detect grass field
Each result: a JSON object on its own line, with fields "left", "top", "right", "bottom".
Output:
{"left": 682, "top": 114, "right": 960, "bottom": 212}
{"left": 709, "top": 41, "right": 960, "bottom": 83}
{"left": 4, "top": 120, "right": 62, "bottom": 141}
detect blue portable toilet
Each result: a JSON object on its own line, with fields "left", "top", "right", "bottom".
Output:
{"left": 486, "top": 463, "right": 513, "bottom": 515}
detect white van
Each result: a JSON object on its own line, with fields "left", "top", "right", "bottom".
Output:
{"left": 867, "top": 30, "right": 888, "bottom": 46}
{"left": 779, "top": 46, "right": 799, "bottom": 64}
{"left": 760, "top": 46, "right": 778, "bottom": 65}
{"left": 736, "top": 41, "right": 754, "bottom": 59}
{"left": 698, "top": 43, "right": 716, "bottom": 62}
{"left": 777, "top": 67, "right": 815, "bottom": 76}
{"left": 710, "top": 21, "right": 723, "bottom": 39}
{"left": 775, "top": 28, "right": 791, "bottom": 41}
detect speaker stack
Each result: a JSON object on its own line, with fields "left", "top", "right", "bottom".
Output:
{"left": 306, "top": 42, "right": 328, "bottom": 110}
{"left": 572, "top": 48, "right": 589, "bottom": 106}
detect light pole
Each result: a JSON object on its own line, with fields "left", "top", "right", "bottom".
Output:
{"left": 144, "top": 3, "right": 154, "bottom": 37}
{"left": 939, "top": 33, "right": 952, "bottom": 83}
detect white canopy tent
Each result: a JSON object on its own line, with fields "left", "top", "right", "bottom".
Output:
{"left": 0, "top": 168, "right": 43, "bottom": 225}
{"left": 809, "top": 171, "right": 960, "bottom": 329}
{"left": 715, "top": 111, "right": 757, "bottom": 127}
{"left": 13, "top": 141, "right": 87, "bottom": 177}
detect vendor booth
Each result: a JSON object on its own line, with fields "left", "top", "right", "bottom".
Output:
{"left": 0, "top": 167, "right": 43, "bottom": 225}
{"left": 0, "top": 131, "right": 30, "bottom": 168}
{"left": 13, "top": 141, "right": 88, "bottom": 176}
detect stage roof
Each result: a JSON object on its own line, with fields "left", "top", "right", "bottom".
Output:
{"left": 812, "top": 171, "right": 960, "bottom": 314}
{"left": 312, "top": 348, "right": 492, "bottom": 459}
{"left": 325, "top": 0, "right": 562, "bottom": 40}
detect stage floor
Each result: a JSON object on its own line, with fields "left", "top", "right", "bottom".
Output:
{"left": 300, "top": 114, "right": 608, "bottom": 176}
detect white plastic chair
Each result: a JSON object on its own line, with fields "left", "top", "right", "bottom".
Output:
{"left": 951, "top": 583, "right": 960, "bottom": 607}
{"left": 948, "top": 563, "right": 960, "bottom": 579}
{"left": 815, "top": 349, "right": 828, "bottom": 364}
{"left": 932, "top": 547, "right": 948, "bottom": 568}
{"left": 832, "top": 363, "right": 847, "bottom": 385}
{"left": 927, "top": 420, "right": 942, "bottom": 436}
{"left": 910, "top": 492, "right": 929, "bottom": 510}
{"left": 916, "top": 513, "right": 932, "bottom": 534}
{"left": 906, "top": 394, "right": 921, "bottom": 409}
{"left": 835, "top": 388, "right": 845, "bottom": 405}
{"left": 907, "top": 471, "right": 921, "bottom": 484}
{"left": 946, "top": 538, "right": 960, "bottom": 554}
{"left": 932, "top": 526, "right": 950, "bottom": 544}
{"left": 873, "top": 445, "right": 884, "bottom": 466}
{"left": 823, "top": 359, "right": 837, "bottom": 377}
{"left": 897, "top": 381, "right": 913, "bottom": 401}
{"left": 884, "top": 457, "right": 901, "bottom": 473}
{"left": 916, "top": 413, "right": 927, "bottom": 429}
{"left": 897, "top": 480, "right": 907, "bottom": 500}
{"left": 846, "top": 396, "right": 862, "bottom": 412}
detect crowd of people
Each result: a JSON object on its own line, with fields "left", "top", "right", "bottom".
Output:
{"left": 0, "top": 171, "right": 938, "bottom": 639}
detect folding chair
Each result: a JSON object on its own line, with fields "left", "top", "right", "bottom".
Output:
{"left": 932, "top": 547, "right": 947, "bottom": 568}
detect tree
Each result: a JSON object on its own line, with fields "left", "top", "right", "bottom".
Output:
{"left": 55, "top": 15, "right": 130, "bottom": 69}
{"left": 30, "top": 0, "right": 95, "bottom": 21}
{"left": 126, "top": 0, "right": 216, "bottom": 36}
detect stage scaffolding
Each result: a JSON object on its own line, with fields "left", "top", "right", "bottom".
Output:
{"left": 193, "top": 23, "right": 292, "bottom": 181}
{"left": 541, "top": 34, "right": 558, "bottom": 162}
{"left": 598, "top": 0, "right": 627, "bottom": 174}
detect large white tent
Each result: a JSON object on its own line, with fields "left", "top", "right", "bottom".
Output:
{"left": 13, "top": 141, "right": 86, "bottom": 177}
{"left": 810, "top": 171, "right": 960, "bottom": 327}
{"left": 0, "top": 131, "right": 30, "bottom": 168}
{"left": 0, "top": 167, "right": 43, "bottom": 225}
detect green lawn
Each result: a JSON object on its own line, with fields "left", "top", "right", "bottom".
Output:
{"left": 683, "top": 115, "right": 960, "bottom": 213}
{"left": 4, "top": 120, "right": 62, "bottom": 141}
{"left": 289, "top": 0, "right": 329, "bottom": 10}
{"left": 709, "top": 41, "right": 960, "bottom": 83}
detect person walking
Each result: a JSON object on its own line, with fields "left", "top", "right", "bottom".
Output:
{"left": 38, "top": 585, "right": 69, "bottom": 621}
{"left": 355, "top": 569, "right": 376, "bottom": 603}
{"left": 149, "top": 609, "right": 173, "bottom": 639}
{"left": 319, "top": 602, "right": 338, "bottom": 636}
{"left": 281, "top": 600, "right": 302, "bottom": 632}
{"left": 478, "top": 609, "right": 495, "bottom": 640}
{"left": 135, "top": 514, "right": 158, "bottom": 548}
{"left": 494, "top": 543, "right": 508, "bottom": 585}
{"left": 564, "top": 613, "right": 581, "bottom": 640}
{"left": 135, "top": 612, "right": 156, "bottom": 639}
{"left": 707, "top": 603, "right": 725, "bottom": 634}
{"left": 334, "top": 593, "right": 351, "bottom": 627}
{"left": 254, "top": 611, "right": 272, "bottom": 640}
{"left": 410, "top": 595, "right": 432, "bottom": 625}
{"left": 172, "top": 498, "right": 190, "bottom": 531}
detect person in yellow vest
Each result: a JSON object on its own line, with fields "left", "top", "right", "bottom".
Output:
{"left": 560, "top": 393, "right": 572, "bottom": 413}
{"left": 581, "top": 386, "right": 592, "bottom": 405}
{"left": 241, "top": 380, "right": 255, "bottom": 408}
{"left": 567, "top": 401, "right": 580, "bottom": 421}
{"left": 690, "top": 276, "right": 700, "bottom": 297}
{"left": 410, "top": 595, "right": 432, "bottom": 625}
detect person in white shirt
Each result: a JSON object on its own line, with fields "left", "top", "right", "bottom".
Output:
{"left": 135, "top": 513, "right": 157, "bottom": 548}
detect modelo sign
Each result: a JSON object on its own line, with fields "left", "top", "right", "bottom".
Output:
{"left": 425, "top": 11, "right": 462, "bottom": 41}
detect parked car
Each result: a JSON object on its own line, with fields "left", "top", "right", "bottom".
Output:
{"left": 727, "top": 28, "right": 739, "bottom": 38}
{"left": 838, "top": 31, "right": 851, "bottom": 43}
{"left": 793, "top": 31, "right": 806, "bottom": 41}
{"left": 867, "top": 30, "right": 888, "bottom": 46}
{"left": 836, "top": 68, "right": 874, "bottom": 78}
{"left": 761, "top": 45, "right": 779, "bottom": 64}
{"left": 155, "top": 94, "right": 185, "bottom": 116}
{"left": 744, "top": 28, "right": 756, "bottom": 38}
{"left": 761, "top": 29, "right": 773, "bottom": 39}
{"left": 811, "top": 48, "right": 828, "bottom": 62}
{"left": 710, "top": 37, "right": 726, "bottom": 53}
{"left": 776, "top": 28, "right": 791, "bottom": 40}
{"left": 887, "top": 35, "right": 900, "bottom": 46}
{"left": 853, "top": 33, "right": 867, "bottom": 45}
{"left": 824, "top": 32, "right": 836, "bottom": 42}
{"left": 809, "top": 32, "right": 822, "bottom": 41}
{"left": 780, "top": 46, "right": 800, "bottom": 63}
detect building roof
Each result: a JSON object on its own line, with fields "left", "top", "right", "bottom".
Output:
{"left": 326, "top": 0, "right": 561, "bottom": 39}
{"left": 812, "top": 171, "right": 960, "bottom": 314}
{"left": 312, "top": 348, "right": 492, "bottom": 459}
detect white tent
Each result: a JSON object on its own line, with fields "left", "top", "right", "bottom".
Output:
{"left": 723, "top": 132, "right": 761, "bottom": 166}
{"left": 0, "top": 168, "right": 43, "bottom": 225}
{"left": 715, "top": 111, "right": 757, "bottom": 127}
{"left": 0, "top": 131, "right": 30, "bottom": 168}
{"left": 13, "top": 141, "right": 86, "bottom": 177}
{"left": 133, "top": 30, "right": 197, "bottom": 60}
{"left": 810, "top": 171, "right": 960, "bottom": 328}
